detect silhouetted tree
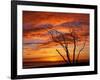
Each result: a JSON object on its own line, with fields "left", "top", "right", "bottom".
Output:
{"left": 48, "top": 29, "right": 86, "bottom": 64}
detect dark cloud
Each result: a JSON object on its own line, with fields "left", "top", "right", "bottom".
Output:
{"left": 23, "top": 11, "right": 89, "bottom": 50}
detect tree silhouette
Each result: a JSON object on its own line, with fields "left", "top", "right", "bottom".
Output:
{"left": 48, "top": 29, "right": 86, "bottom": 64}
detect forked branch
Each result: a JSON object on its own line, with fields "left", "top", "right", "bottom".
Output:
{"left": 76, "top": 40, "right": 86, "bottom": 63}
{"left": 48, "top": 30, "right": 71, "bottom": 64}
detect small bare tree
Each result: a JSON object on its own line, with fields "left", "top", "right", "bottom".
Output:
{"left": 48, "top": 29, "right": 86, "bottom": 64}
{"left": 48, "top": 30, "right": 71, "bottom": 64}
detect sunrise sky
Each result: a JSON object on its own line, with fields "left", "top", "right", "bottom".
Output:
{"left": 23, "top": 11, "right": 90, "bottom": 68}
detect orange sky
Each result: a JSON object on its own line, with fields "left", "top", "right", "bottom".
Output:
{"left": 23, "top": 11, "right": 90, "bottom": 66}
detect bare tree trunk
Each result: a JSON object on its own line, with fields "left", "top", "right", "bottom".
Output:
{"left": 73, "top": 37, "right": 76, "bottom": 64}
{"left": 65, "top": 45, "right": 71, "bottom": 64}
{"left": 70, "top": 31, "right": 77, "bottom": 64}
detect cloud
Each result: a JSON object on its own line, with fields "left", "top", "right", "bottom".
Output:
{"left": 23, "top": 11, "right": 89, "bottom": 52}
{"left": 23, "top": 23, "right": 53, "bottom": 32}
{"left": 22, "top": 11, "right": 90, "bottom": 67}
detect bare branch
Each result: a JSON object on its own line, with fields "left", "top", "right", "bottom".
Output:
{"left": 56, "top": 49, "right": 67, "bottom": 62}
{"left": 54, "top": 30, "right": 67, "bottom": 45}
{"left": 70, "top": 31, "right": 77, "bottom": 64}
{"left": 48, "top": 30, "right": 66, "bottom": 51}
{"left": 76, "top": 40, "right": 86, "bottom": 63}
{"left": 54, "top": 30, "right": 71, "bottom": 64}
{"left": 65, "top": 45, "right": 71, "bottom": 64}
{"left": 48, "top": 29, "right": 71, "bottom": 64}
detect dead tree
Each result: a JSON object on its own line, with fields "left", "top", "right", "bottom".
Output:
{"left": 48, "top": 29, "right": 86, "bottom": 64}
{"left": 48, "top": 29, "right": 71, "bottom": 64}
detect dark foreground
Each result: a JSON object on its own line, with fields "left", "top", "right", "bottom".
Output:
{"left": 23, "top": 61, "right": 89, "bottom": 69}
